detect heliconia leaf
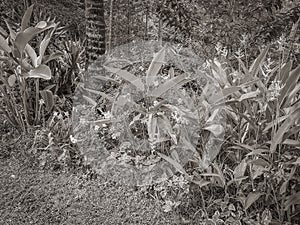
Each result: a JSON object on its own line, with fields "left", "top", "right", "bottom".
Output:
{"left": 210, "top": 59, "right": 228, "bottom": 88}
{"left": 35, "top": 21, "right": 48, "bottom": 29}
{"left": 158, "top": 115, "right": 177, "bottom": 144}
{"left": 233, "top": 159, "right": 248, "bottom": 186}
{"left": 270, "top": 109, "right": 299, "bottom": 153}
{"left": 278, "top": 61, "right": 292, "bottom": 84}
{"left": 25, "top": 64, "right": 51, "bottom": 80}
{"left": 280, "top": 64, "right": 300, "bottom": 107}
{"left": 42, "top": 51, "right": 63, "bottom": 64}
{"left": 0, "top": 35, "right": 11, "bottom": 53}
{"left": 38, "top": 26, "right": 56, "bottom": 65}
{"left": 104, "top": 66, "right": 145, "bottom": 91}
{"left": 249, "top": 46, "right": 269, "bottom": 77}
{"left": 244, "top": 192, "right": 263, "bottom": 210}
{"left": 14, "top": 22, "right": 56, "bottom": 58}
{"left": 284, "top": 192, "right": 300, "bottom": 211}
{"left": 203, "top": 124, "right": 224, "bottom": 137}
{"left": 25, "top": 44, "right": 38, "bottom": 67}
{"left": 286, "top": 82, "right": 300, "bottom": 106}
{"left": 21, "top": 4, "right": 34, "bottom": 31}
{"left": 7, "top": 74, "right": 16, "bottom": 87}
{"left": 5, "top": 20, "right": 16, "bottom": 40}
{"left": 238, "top": 90, "right": 259, "bottom": 101}
{"left": 157, "top": 152, "right": 189, "bottom": 177}
{"left": 149, "top": 74, "right": 190, "bottom": 97}
{"left": 40, "top": 89, "right": 54, "bottom": 112}
{"left": 0, "top": 26, "right": 8, "bottom": 37}
{"left": 82, "top": 95, "right": 97, "bottom": 106}
{"left": 168, "top": 67, "right": 175, "bottom": 78}
{"left": 146, "top": 47, "right": 166, "bottom": 86}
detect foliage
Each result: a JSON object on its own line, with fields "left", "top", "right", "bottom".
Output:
{"left": 0, "top": 5, "right": 63, "bottom": 132}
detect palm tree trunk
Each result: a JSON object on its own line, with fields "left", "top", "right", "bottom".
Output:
{"left": 85, "top": 0, "right": 106, "bottom": 69}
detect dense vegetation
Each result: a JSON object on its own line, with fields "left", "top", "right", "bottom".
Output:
{"left": 0, "top": 0, "right": 300, "bottom": 224}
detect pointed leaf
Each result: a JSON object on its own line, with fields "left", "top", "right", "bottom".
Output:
{"left": 40, "top": 90, "right": 54, "bottom": 112}
{"left": 82, "top": 95, "right": 97, "bottom": 106}
{"left": 104, "top": 66, "right": 144, "bottom": 91}
{"left": 249, "top": 46, "right": 269, "bottom": 77}
{"left": 157, "top": 152, "right": 189, "bottom": 177}
{"left": 38, "top": 26, "right": 56, "bottom": 64}
{"left": 21, "top": 4, "right": 34, "bottom": 31}
{"left": 149, "top": 74, "right": 190, "bottom": 97}
{"left": 0, "top": 35, "right": 11, "bottom": 53}
{"left": 280, "top": 65, "right": 300, "bottom": 107}
{"left": 25, "top": 64, "right": 51, "bottom": 80}
{"left": 146, "top": 47, "right": 166, "bottom": 86}
{"left": 42, "top": 51, "right": 63, "bottom": 64}
{"left": 25, "top": 44, "right": 38, "bottom": 67}
{"left": 8, "top": 74, "right": 17, "bottom": 87}
{"left": 14, "top": 22, "right": 56, "bottom": 57}
{"left": 244, "top": 192, "right": 263, "bottom": 210}
{"left": 270, "top": 109, "right": 299, "bottom": 153}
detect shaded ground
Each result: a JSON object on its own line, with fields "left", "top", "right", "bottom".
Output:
{"left": 0, "top": 117, "right": 179, "bottom": 225}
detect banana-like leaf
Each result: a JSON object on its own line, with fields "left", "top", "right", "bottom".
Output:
{"left": 21, "top": 4, "right": 34, "bottom": 31}
{"left": 146, "top": 47, "right": 166, "bottom": 86}
{"left": 104, "top": 66, "right": 145, "bottom": 91}
{"left": 157, "top": 152, "right": 189, "bottom": 177}
{"left": 0, "top": 35, "right": 11, "bottom": 53}
{"left": 270, "top": 107, "right": 300, "bottom": 153}
{"left": 249, "top": 46, "right": 269, "bottom": 77}
{"left": 14, "top": 22, "right": 56, "bottom": 58}
{"left": 40, "top": 89, "right": 54, "bottom": 112}
{"left": 24, "top": 64, "right": 51, "bottom": 80}
{"left": 25, "top": 44, "right": 38, "bottom": 67}
{"left": 244, "top": 192, "right": 263, "bottom": 210}
{"left": 38, "top": 25, "right": 57, "bottom": 65}
{"left": 149, "top": 74, "right": 190, "bottom": 97}
{"left": 280, "top": 64, "right": 300, "bottom": 108}
{"left": 42, "top": 52, "right": 63, "bottom": 64}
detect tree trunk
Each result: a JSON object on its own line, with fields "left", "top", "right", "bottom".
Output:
{"left": 85, "top": 0, "right": 106, "bottom": 68}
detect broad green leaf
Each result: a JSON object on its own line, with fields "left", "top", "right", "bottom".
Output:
{"left": 286, "top": 82, "right": 300, "bottom": 106}
{"left": 233, "top": 159, "right": 248, "bottom": 186}
{"left": 238, "top": 90, "right": 259, "bottom": 101}
{"left": 92, "top": 75, "right": 119, "bottom": 83}
{"left": 278, "top": 61, "right": 292, "bottom": 84}
{"left": 21, "top": 4, "right": 34, "bottom": 31}
{"left": 157, "top": 152, "right": 189, "bottom": 177}
{"left": 40, "top": 89, "right": 54, "bottom": 112}
{"left": 270, "top": 109, "right": 299, "bottom": 153}
{"left": 146, "top": 47, "right": 166, "bottom": 86}
{"left": 210, "top": 59, "right": 228, "bottom": 88}
{"left": 25, "top": 44, "right": 38, "bottom": 67}
{"left": 0, "top": 35, "right": 11, "bottom": 53}
{"left": 104, "top": 66, "right": 144, "bottom": 91}
{"left": 5, "top": 20, "right": 16, "bottom": 40}
{"left": 42, "top": 51, "right": 63, "bottom": 64}
{"left": 8, "top": 74, "right": 16, "bottom": 87}
{"left": 14, "top": 22, "right": 56, "bottom": 58}
{"left": 158, "top": 115, "right": 177, "bottom": 144}
{"left": 284, "top": 192, "right": 300, "bottom": 211}
{"left": 149, "top": 74, "right": 190, "bottom": 97}
{"left": 25, "top": 64, "right": 51, "bottom": 80}
{"left": 280, "top": 65, "right": 300, "bottom": 107}
{"left": 0, "top": 26, "right": 8, "bottom": 37}
{"left": 244, "top": 192, "right": 263, "bottom": 210}
{"left": 82, "top": 95, "right": 97, "bottom": 106}
{"left": 203, "top": 124, "right": 224, "bottom": 137}
{"left": 249, "top": 46, "right": 269, "bottom": 77}
{"left": 38, "top": 26, "right": 56, "bottom": 65}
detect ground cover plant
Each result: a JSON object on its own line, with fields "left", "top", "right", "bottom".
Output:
{"left": 0, "top": 2, "right": 300, "bottom": 225}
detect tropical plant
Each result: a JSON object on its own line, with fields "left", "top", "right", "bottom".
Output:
{"left": 0, "top": 5, "right": 62, "bottom": 132}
